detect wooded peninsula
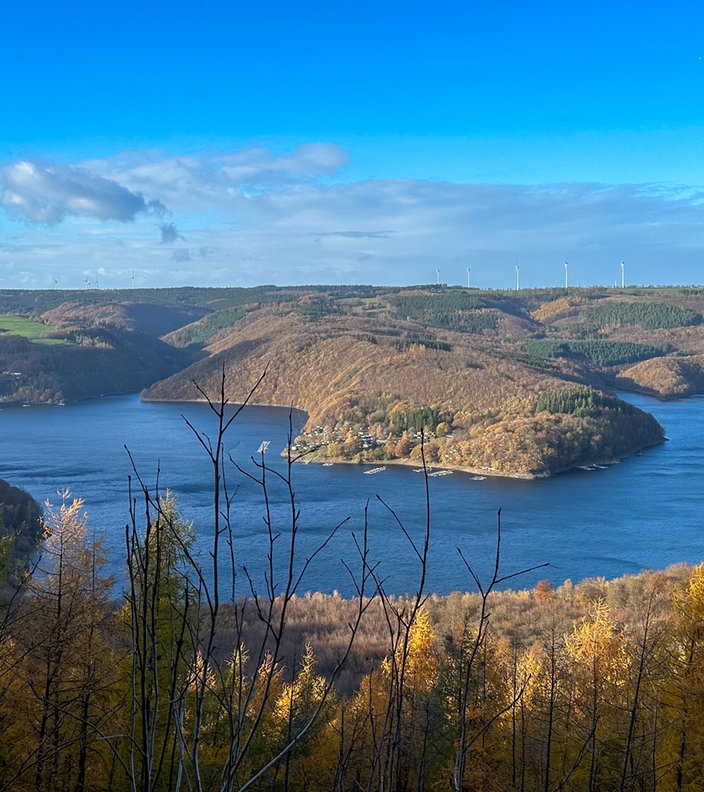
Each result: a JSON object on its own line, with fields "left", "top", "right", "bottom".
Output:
{"left": 3, "top": 284, "right": 704, "bottom": 476}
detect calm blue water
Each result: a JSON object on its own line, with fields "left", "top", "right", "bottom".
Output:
{"left": 0, "top": 393, "right": 701, "bottom": 596}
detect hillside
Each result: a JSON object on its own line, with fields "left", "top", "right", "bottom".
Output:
{"left": 0, "top": 479, "right": 42, "bottom": 587}
{"left": 7, "top": 284, "right": 704, "bottom": 475}
{"left": 142, "top": 287, "right": 682, "bottom": 476}
{"left": 0, "top": 300, "right": 203, "bottom": 403}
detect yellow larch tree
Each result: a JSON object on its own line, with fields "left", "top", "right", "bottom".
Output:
{"left": 660, "top": 563, "right": 704, "bottom": 791}
{"left": 565, "top": 599, "right": 629, "bottom": 791}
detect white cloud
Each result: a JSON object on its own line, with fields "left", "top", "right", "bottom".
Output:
{"left": 0, "top": 160, "right": 161, "bottom": 224}
{"left": 1, "top": 144, "right": 703, "bottom": 289}
{"left": 85, "top": 143, "right": 349, "bottom": 211}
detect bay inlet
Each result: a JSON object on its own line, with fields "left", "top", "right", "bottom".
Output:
{"left": 0, "top": 391, "right": 701, "bottom": 596}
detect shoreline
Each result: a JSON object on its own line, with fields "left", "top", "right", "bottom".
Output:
{"left": 291, "top": 434, "right": 665, "bottom": 481}
{"left": 141, "top": 393, "right": 309, "bottom": 418}
{"left": 145, "top": 393, "right": 665, "bottom": 480}
{"left": 293, "top": 452, "right": 534, "bottom": 480}
{"left": 8, "top": 392, "right": 664, "bottom": 482}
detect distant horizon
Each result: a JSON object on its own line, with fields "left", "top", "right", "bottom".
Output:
{"left": 4, "top": 280, "right": 704, "bottom": 294}
{"left": 3, "top": 2, "right": 704, "bottom": 290}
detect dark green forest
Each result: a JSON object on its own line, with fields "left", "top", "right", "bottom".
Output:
{"left": 582, "top": 301, "right": 701, "bottom": 330}
{"left": 523, "top": 338, "right": 668, "bottom": 367}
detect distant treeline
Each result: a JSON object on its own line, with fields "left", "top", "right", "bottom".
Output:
{"left": 0, "top": 285, "right": 283, "bottom": 316}
{"left": 583, "top": 301, "right": 701, "bottom": 330}
{"left": 167, "top": 306, "right": 249, "bottom": 347}
{"left": 387, "top": 292, "right": 501, "bottom": 333}
{"left": 354, "top": 332, "right": 453, "bottom": 352}
{"left": 524, "top": 337, "right": 668, "bottom": 367}
{"left": 535, "top": 385, "right": 639, "bottom": 417}
{"left": 291, "top": 296, "right": 344, "bottom": 321}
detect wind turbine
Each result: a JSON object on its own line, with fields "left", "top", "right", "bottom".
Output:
{"left": 515, "top": 264, "right": 520, "bottom": 291}
{"left": 621, "top": 260, "right": 625, "bottom": 288}
{"left": 467, "top": 268, "right": 471, "bottom": 289}
{"left": 565, "top": 260, "right": 569, "bottom": 288}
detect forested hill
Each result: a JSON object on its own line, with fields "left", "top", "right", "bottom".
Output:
{"left": 5, "top": 284, "right": 704, "bottom": 475}
{"left": 0, "top": 296, "right": 203, "bottom": 403}
{"left": 0, "top": 480, "right": 42, "bottom": 587}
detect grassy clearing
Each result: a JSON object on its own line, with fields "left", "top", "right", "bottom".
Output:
{"left": 339, "top": 296, "right": 388, "bottom": 315}
{"left": 0, "top": 314, "right": 73, "bottom": 345}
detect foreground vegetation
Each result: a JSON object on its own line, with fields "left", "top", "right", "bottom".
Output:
{"left": 1, "top": 381, "right": 703, "bottom": 792}
{"left": 3, "top": 501, "right": 704, "bottom": 792}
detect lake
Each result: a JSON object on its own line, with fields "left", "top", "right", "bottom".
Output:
{"left": 0, "top": 392, "right": 702, "bottom": 596}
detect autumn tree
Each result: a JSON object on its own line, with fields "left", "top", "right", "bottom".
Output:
{"left": 616, "top": 583, "right": 668, "bottom": 792}
{"left": 121, "top": 370, "right": 374, "bottom": 792}
{"left": 564, "top": 599, "right": 628, "bottom": 791}
{"left": 123, "top": 487, "right": 200, "bottom": 792}
{"left": 266, "top": 644, "right": 337, "bottom": 790}
{"left": 449, "top": 508, "right": 547, "bottom": 791}
{"left": 0, "top": 493, "right": 119, "bottom": 792}
{"left": 660, "top": 563, "right": 704, "bottom": 790}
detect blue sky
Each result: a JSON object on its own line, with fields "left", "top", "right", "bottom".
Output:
{"left": 2, "top": 0, "right": 704, "bottom": 289}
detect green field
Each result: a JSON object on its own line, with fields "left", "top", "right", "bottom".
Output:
{"left": 339, "top": 296, "right": 387, "bottom": 315}
{"left": 0, "top": 314, "right": 73, "bottom": 345}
